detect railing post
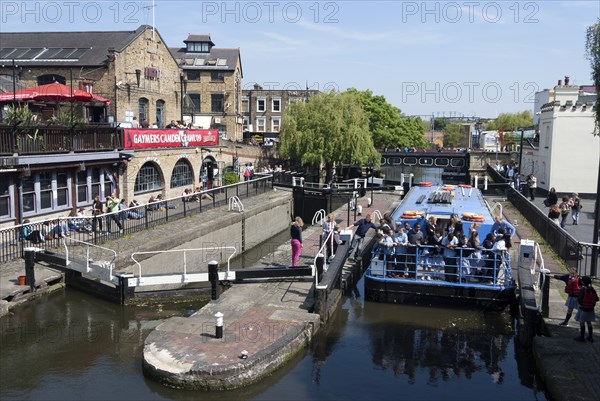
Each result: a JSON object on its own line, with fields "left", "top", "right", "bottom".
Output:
{"left": 144, "top": 205, "right": 149, "bottom": 229}
{"left": 118, "top": 273, "right": 134, "bottom": 304}
{"left": 316, "top": 253, "right": 324, "bottom": 283}
{"left": 208, "top": 260, "right": 220, "bottom": 300}
{"left": 24, "top": 249, "right": 36, "bottom": 291}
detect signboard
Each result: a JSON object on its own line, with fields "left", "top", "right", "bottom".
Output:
{"left": 123, "top": 129, "right": 219, "bottom": 150}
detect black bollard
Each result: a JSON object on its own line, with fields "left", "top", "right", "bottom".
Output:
{"left": 208, "top": 260, "right": 219, "bottom": 300}
{"left": 215, "top": 312, "right": 223, "bottom": 339}
{"left": 315, "top": 253, "right": 325, "bottom": 283}
{"left": 24, "top": 250, "right": 36, "bottom": 291}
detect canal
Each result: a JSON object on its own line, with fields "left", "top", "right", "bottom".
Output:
{"left": 0, "top": 231, "right": 548, "bottom": 401}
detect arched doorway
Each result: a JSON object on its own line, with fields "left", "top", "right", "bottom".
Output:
{"left": 200, "top": 156, "right": 218, "bottom": 189}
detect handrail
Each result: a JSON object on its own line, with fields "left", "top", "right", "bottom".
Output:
{"left": 313, "top": 230, "right": 335, "bottom": 287}
{"left": 63, "top": 237, "right": 118, "bottom": 279}
{"left": 533, "top": 242, "right": 547, "bottom": 312}
{"left": 487, "top": 201, "right": 503, "bottom": 219}
{"left": 371, "top": 209, "right": 383, "bottom": 223}
{"left": 312, "top": 209, "right": 326, "bottom": 226}
{"left": 130, "top": 246, "right": 237, "bottom": 280}
{"left": 228, "top": 196, "right": 244, "bottom": 212}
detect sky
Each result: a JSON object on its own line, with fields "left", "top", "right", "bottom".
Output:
{"left": 1, "top": 0, "right": 598, "bottom": 119}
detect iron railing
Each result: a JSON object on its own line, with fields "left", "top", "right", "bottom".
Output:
{"left": 0, "top": 175, "right": 273, "bottom": 266}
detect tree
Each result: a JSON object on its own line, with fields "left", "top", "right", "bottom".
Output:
{"left": 279, "top": 91, "right": 379, "bottom": 182}
{"left": 346, "top": 88, "right": 427, "bottom": 149}
{"left": 442, "top": 122, "right": 462, "bottom": 148}
{"left": 585, "top": 18, "right": 600, "bottom": 135}
{"left": 485, "top": 111, "right": 533, "bottom": 132}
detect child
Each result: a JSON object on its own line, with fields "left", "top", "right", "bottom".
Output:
{"left": 553, "top": 269, "right": 581, "bottom": 326}
{"left": 575, "top": 276, "right": 598, "bottom": 342}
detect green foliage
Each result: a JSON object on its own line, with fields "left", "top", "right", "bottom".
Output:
{"left": 433, "top": 118, "right": 448, "bottom": 131}
{"left": 485, "top": 111, "right": 533, "bottom": 131}
{"left": 585, "top": 19, "right": 600, "bottom": 136}
{"left": 223, "top": 172, "right": 239, "bottom": 186}
{"left": 49, "top": 105, "right": 86, "bottom": 126}
{"left": 4, "top": 105, "right": 35, "bottom": 125}
{"left": 346, "top": 88, "right": 427, "bottom": 148}
{"left": 442, "top": 123, "right": 462, "bottom": 148}
{"left": 280, "top": 90, "right": 380, "bottom": 181}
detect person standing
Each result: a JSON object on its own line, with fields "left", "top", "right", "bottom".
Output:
{"left": 526, "top": 174, "right": 537, "bottom": 201}
{"left": 131, "top": 117, "right": 139, "bottom": 128}
{"left": 348, "top": 214, "right": 378, "bottom": 261}
{"left": 290, "top": 217, "right": 304, "bottom": 267}
{"left": 441, "top": 231, "right": 459, "bottom": 282}
{"left": 571, "top": 193, "right": 582, "bottom": 225}
{"left": 545, "top": 187, "right": 558, "bottom": 207}
{"left": 558, "top": 196, "right": 574, "bottom": 229}
{"left": 91, "top": 194, "right": 104, "bottom": 233}
{"left": 553, "top": 269, "right": 581, "bottom": 326}
{"left": 490, "top": 216, "right": 516, "bottom": 238}
{"left": 407, "top": 222, "right": 424, "bottom": 279}
{"left": 106, "top": 193, "right": 123, "bottom": 233}
{"left": 575, "top": 276, "right": 599, "bottom": 342}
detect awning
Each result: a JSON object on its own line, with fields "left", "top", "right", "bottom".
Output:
{"left": 194, "top": 115, "right": 212, "bottom": 129}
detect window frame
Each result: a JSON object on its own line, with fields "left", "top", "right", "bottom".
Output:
{"left": 272, "top": 97, "right": 281, "bottom": 112}
{"left": 210, "top": 71, "right": 224, "bottom": 82}
{"left": 134, "top": 162, "right": 164, "bottom": 194}
{"left": 271, "top": 117, "right": 280, "bottom": 132}
{"left": 170, "top": 159, "right": 193, "bottom": 189}
{"left": 256, "top": 117, "right": 266, "bottom": 132}
{"left": 257, "top": 97, "right": 266, "bottom": 112}
{"left": 211, "top": 93, "right": 224, "bottom": 113}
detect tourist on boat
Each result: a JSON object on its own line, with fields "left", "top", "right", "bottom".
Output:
{"left": 441, "top": 231, "right": 459, "bottom": 282}
{"left": 382, "top": 213, "right": 397, "bottom": 231}
{"left": 290, "top": 216, "right": 304, "bottom": 268}
{"left": 552, "top": 269, "right": 582, "bottom": 326}
{"left": 406, "top": 222, "right": 424, "bottom": 279}
{"left": 575, "top": 276, "right": 598, "bottom": 343}
{"left": 348, "top": 214, "right": 378, "bottom": 261}
{"left": 490, "top": 216, "right": 515, "bottom": 238}
{"left": 392, "top": 226, "right": 409, "bottom": 277}
{"left": 481, "top": 233, "right": 496, "bottom": 282}
{"left": 548, "top": 204, "right": 561, "bottom": 226}
{"left": 429, "top": 229, "right": 445, "bottom": 280}
{"left": 558, "top": 196, "right": 574, "bottom": 229}
{"left": 424, "top": 216, "right": 438, "bottom": 244}
{"left": 379, "top": 229, "right": 395, "bottom": 262}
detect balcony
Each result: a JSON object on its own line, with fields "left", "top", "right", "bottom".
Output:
{"left": 0, "top": 125, "right": 123, "bottom": 155}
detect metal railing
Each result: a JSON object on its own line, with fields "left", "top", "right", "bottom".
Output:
{"left": 0, "top": 175, "right": 273, "bottom": 265}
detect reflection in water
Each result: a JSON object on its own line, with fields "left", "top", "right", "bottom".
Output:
{"left": 363, "top": 302, "right": 512, "bottom": 386}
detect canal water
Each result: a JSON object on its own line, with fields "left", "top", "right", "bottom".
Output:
{"left": 0, "top": 231, "right": 548, "bottom": 401}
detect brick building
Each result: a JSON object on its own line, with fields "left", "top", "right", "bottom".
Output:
{"left": 169, "top": 35, "right": 243, "bottom": 141}
{"left": 0, "top": 25, "right": 181, "bottom": 126}
{"left": 242, "top": 85, "right": 319, "bottom": 145}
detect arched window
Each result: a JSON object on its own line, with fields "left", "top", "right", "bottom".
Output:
{"left": 138, "top": 98, "right": 149, "bottom": 123}
{"left": 134, "top": 162, "right": 163, "bottom": 193}
{"left": 156, "top": 99, "right": 165, "bottom": 128}
{"left": 37, "top": 74, "right": 66, "bottom": 85}
{"left": 170, "top": 159, "right": 193, "bottom": 188}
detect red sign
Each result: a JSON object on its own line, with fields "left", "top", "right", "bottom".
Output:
{"left": 123, "top": 129, "right": 219, "bottom": 150}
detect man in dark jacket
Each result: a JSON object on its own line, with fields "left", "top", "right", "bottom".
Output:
{"left": 348, "top": 214, "right": 378, "bottom": 260}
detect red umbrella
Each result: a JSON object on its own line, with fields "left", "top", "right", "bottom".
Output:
{"left": 0, "top": 82, "right": 108, "bottom": 103}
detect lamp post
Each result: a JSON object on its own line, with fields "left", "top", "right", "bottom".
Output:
{"left": 369, "top": 159, "right": 374, "bottom": 204}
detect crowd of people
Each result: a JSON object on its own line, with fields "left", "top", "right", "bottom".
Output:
{"left": 544, "top": 189, "right": 582, "bottom": 228}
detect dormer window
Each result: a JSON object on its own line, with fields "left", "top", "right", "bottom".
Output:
{"left": 186, "top": 42, "right": 210, "bottom": 53}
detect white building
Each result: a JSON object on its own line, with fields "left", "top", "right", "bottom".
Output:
{"left": 522, "top": 81, "right": 597, "bottom": 195}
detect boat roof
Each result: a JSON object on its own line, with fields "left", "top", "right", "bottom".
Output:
{"left": 391, "top": 184, "right": 496, "bottom": 231}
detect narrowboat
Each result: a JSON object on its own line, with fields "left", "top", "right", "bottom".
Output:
{"left": 364, "top": 183, "right": 516, "bottom": 311}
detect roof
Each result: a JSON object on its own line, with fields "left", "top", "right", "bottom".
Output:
{"left": 169, "top": 46, "right": 242, "bottom": 74}
{"left": 0, "top": 25, "right": 152, "bottom": 66}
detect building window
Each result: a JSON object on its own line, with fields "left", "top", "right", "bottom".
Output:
{"left": 243, "top": 116, "right": 249, "bottom": 131}
{"left": 271, "top": 117, "right": 280, "bottom": 132}
{"left": 186, "top": 70, "right": 200, "bottom": 81}
{"left": 0, "top": 179, "right": 13, "bottom": 221}
{"left": 211, "top": 94, "right": 224, "bottom": 113}
{"left": 21, "top": 170, "right": 76, "bottom": 217}
{"left": 185, "top": 93, "right": 201, "bottom": 114}
{"left": 170, "top": 159, "right": 193, "bottom": 188}
{"left": 187, "top": 42, "right": 209, "bottom": 52}
{"left": 134, "top": 162, "right": 163, "bottom": 194}
{"left": 257, "top": 98, "right": 266, "bottom": 112}
{"left": 272, "top": 98, "right": 281, "bottom": 112}
{"left": 37, "top": 74, "right": 66, "bottom": 85}
{"left": 256, "top": 117, "right": 266, "bottom": 132}
{"left": 77, "top": 168, "right": 113, "bottom": 206}
{"left": 138, "top": 98, "right": 149, "bottom": 123}
{"left": 242, "top": 97, "right": 249, "bottom": 113}
{"left": 211, "top": 71, "right": 224, "bottom": 82}
{"left": 76, "top": 171, "right": 89, "bottom": 204}
{"left": 156, "top": 99, "right": 165, "bottom": 128}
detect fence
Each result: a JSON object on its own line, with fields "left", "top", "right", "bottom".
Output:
{"left": 486, "top": 165, "right": 598, "bottom": 277}
{"left": 0, "top": 175, "right": 273, "bottom": 266}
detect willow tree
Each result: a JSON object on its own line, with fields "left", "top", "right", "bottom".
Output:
{"left": 586, "top": 18, "right": 600, "bottom": 135}
{"left": 280, "top": 91, "right": 379, "bottom": 182}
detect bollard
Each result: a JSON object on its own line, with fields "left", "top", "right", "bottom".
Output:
{"left": 215, "top": 312, "right": 224, "bottom": 339}
{"left": 208, "top": 260, "right": 219, "bottom": 300}
{"left": 357, "top": 205, "right": 362, "bottom": 216}
{"left": 316, "top": 253, "right": 325, "bottom": 283}
{"left": 24, "top": 250, "right": 36, "bottom": 292}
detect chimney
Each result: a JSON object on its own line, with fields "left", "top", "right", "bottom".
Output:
{"left": 564, "top": 76, "right": 570, "bottom": 86}
{"left": 558, "top": 79, "right": 562, "bottom": 87}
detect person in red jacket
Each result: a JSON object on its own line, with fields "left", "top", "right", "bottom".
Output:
{"left": 553, "top": 269, "right": 582, "bottom": 326}
{"left": 575, "top": 276, "right": 599, "bottom": 342}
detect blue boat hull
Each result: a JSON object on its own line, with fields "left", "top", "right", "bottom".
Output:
{"left": 364, "top": 274, "right": 516, "bottom": 312}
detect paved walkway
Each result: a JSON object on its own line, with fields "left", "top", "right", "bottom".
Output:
{"left": 502, "top": 200, "right": 600, "bottom": 401}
